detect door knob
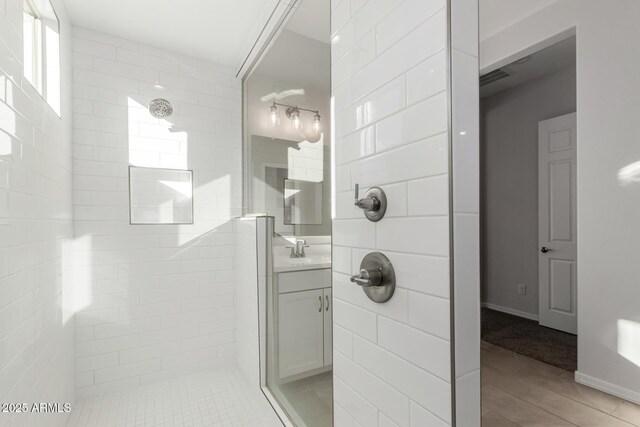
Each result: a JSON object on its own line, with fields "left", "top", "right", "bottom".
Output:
{"left": 350, "top": 252, "right": 396, "bottom": 303}
{"left": 540, "top": 246, "right": 552, "bottom": 253}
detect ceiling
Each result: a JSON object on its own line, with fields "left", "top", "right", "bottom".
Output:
{"left": 480, "top": 36, "right": 576, "bottom": 98}
{"left": 250, "top": 0, "right": 330, "bottom": 92}
{"left": 285, "top": 0, "right": 330, "bottom": 44}
{"left": 63, "top": 0, "right": 280, "bottom": 68}
{"left": 480, "top": 0, "right": 560, "bottom": 41}
{"left": 252, "top": 30, "right": 330, "bottom": 92}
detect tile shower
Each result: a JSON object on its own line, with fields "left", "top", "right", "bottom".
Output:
{"left": 0, "top": 0, "right": 481, "bottom": 425}
{"left": 70, "top": 27, "right": 243, "bottom": 397}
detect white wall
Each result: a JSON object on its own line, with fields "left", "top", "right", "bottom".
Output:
{"left": 235, "top": 217, "right": 260, "bottom": 386}
{"left": 481, "top": 66, "right": 576, "bottom": 317}
{"left": 479, "top": 0, "right": 559, "bottom": 41}
{"left": 331, "top": 0, "right": 456, "bottom": 425}
{"left": 480, "top": 0, "right": 640, "bottom": 404}
{"left": 70, "top": 28, "right": 242, "bottom": 397}
{"left": 0, "top": 0, "right": 75, "bottom": 425}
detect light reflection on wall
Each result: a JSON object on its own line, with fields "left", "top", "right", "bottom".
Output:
{"left": 127, "top": 97, "right": 188, "bottom": 169}
{"left": 618, "top": 161, "right": 640, "bottom": 186}
{"left": 63, "top": 235, "right": 93, "bottom": 323}
{"left": 617, "top": 319, "right": 640, "bottom": 367}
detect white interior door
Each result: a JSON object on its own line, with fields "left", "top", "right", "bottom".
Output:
{"left": 538, "top": 112, "right": 577, "bottom": 334}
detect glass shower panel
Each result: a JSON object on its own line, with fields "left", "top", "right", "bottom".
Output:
{"left": 242, "top": 1, "right": 332, "bottom": 424}
{"left": 255, "top": 217, "right": 332, "bottom": 427}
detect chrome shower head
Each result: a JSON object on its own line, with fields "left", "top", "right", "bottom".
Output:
{"left": 148, "top": 98, "right": 173, "bottom": 118}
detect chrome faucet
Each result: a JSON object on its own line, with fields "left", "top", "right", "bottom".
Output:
{"left": 296, "top": 239, "right": 307, "bottom": 257}
{"left": 287, "top": 239, "right": 309, "bottom": 258}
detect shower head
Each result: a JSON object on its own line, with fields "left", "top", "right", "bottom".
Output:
{"left": 148, "top": 98, "right": 173, "bottom": 118}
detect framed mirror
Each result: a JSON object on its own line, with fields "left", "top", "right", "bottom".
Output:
{"left": 283, "top": 179, "right": 322, "bottom": 225}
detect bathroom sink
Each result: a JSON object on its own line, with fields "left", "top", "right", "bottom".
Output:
{"left": 273, "top": 255, "right": 331, "bottom": 272}
{"left": 272, "top": 242, "right": 331, "bottom": 272}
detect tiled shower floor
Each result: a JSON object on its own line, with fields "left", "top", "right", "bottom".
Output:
{"left": 66, "top": 368, "right": 282, "bottom": 427}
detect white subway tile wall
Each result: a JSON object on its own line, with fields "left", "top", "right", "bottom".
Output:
{"left": 70, "top": 28, "right": 242, "bottom": 397}
{"left": 0, "top": 0, "right": 75, "bottom": 426}
{"left": 331, "top": 0, "right": 453, "bottom": 426}
{"left": 234, "top": 217, "right": 260, "bottom": 387}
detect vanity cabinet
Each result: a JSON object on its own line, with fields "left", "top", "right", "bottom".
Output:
{"left": 277, "top": 269, "right": 332, "bottom": 379}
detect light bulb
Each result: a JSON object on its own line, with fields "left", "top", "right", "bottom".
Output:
{"left": 291, "top": 109, "right": 301, "bottom": 131}
{"left": 268, "top": 104, "right": 279, "bottom": 127}
{"left": 313, "top": 113, "right": 321, "bottom": 135}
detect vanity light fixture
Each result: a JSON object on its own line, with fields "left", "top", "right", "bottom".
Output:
{"left": 313, "top": 112, "right": 321, "bottom": 136}
{"left": 269, "top": 103, "right": 280, "bottom": 127}
{"left": 289, "top": 107, "right": 301, "bottom": 131}
{"left": 268, "top": 102, "right": 321, "bottom": 138}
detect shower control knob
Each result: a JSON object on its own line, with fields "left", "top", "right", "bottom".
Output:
{"left": 350, "top": 268, "right": 383, "bottom": 288}
{"left": 354, "top": 184, "right": 387, "bottom": 222}
{"left": 351, "top": 252, "right": 396, "bottom": 303}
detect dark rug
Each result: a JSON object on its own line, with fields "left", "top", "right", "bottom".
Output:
{"left": 481, "top": 308, "right": 577, "bottom": 371}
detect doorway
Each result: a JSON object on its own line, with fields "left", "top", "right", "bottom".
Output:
{"left": 479, "top": 36, "right": 586, "bottom": 424}
{"left": 480, "top": 36, "right": 577, "bottom": 363}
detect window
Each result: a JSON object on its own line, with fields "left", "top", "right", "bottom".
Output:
{"left": 22, "top": 0, "right": 60, "bottom": 115}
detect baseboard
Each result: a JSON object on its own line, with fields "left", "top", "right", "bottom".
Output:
{"left": 575, "top": 371, "right": 640, "bottom": 405}
{"left": 481, "top": 302, "right": 539, "bottom": 321}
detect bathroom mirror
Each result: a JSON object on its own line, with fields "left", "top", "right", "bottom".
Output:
{"left": 129, "top": 166, "right": 193, "bottom": 225}
{"left": 283, "top": 179, "right": 322, "bottom": 225}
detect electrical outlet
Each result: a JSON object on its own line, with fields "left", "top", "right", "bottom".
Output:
{"left": 518, "top": 284, "right": 527, "bottom": 295}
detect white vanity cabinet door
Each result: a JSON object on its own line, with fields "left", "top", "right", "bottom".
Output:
{"left": 323, "top": 288, "right": 332, "bottom": 366}
{"left": 278, "top": 289, "right": 325, "bottom": 378}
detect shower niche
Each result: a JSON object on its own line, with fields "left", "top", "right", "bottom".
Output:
{"left": 128, "top": 166, "right": 193, "bottom": 225}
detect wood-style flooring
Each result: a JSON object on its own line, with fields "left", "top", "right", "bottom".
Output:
{"left": 482, "top": 341, "right": 640, "bottom": 426}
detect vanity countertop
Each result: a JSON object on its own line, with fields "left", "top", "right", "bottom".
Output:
{"left": 272, "top": 243, "right": 331, "bottom": 273}
{"left": 273, "top": 257, "right": 331, "bottom": 273}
